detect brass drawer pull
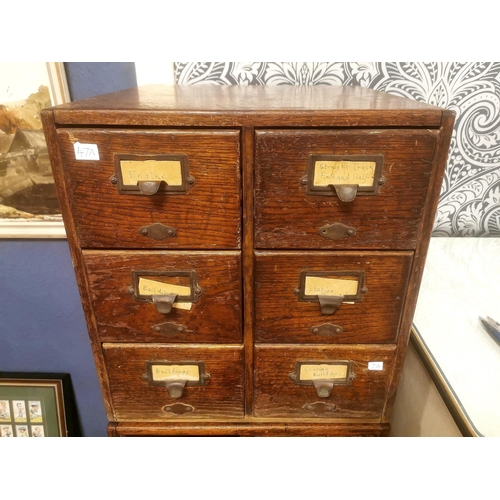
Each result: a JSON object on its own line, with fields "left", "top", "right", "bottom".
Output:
{"left": 332, "top": 183, "right": 358, "bottom": 202}
{"left": 165, "top": 380, "right": 188, "bottom": 398}
{"left": 138, "top": 180, "right": 163, "bottom": 195}
{"left": 318, "top": 295, "right": 343, "bottom": 315}
{"left": 312, "top": 379, "right": 335, "bottom": 398}
{"left": 152, "top": 294, "right": 177, "bottom": 314}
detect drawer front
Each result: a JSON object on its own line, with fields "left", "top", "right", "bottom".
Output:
{"left": 255, "top": 251, "right": 412, "bottom": 344}
{"left": 104, "top": 344, "right": 245, "bottom": 420}
{"left": 254, "top": 129, "right": 438, "bottom": 249}
{"left": 57, "top": 128, "right": 241, "bottom": 249}
{"left": 253, "top": 345, "right": 395, "bottom": 418}
{"left": 83, "top": 251, "right": 242, "bottom": 343}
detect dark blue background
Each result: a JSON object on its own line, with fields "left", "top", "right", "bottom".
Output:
{"left": 0, "top": 63, "right": 137, "bottom": 436}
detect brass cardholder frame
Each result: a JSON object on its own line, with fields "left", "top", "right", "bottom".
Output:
{"left": 297, "top": 270, "right": 365, "bottom": 303}
{"left": 145, "top": 361, "right": 209, "bottom": 388}
{"left": 113, "top": 154, "right": 193, "bottom": 195}
{"left": 131, "top": 270, "right": 202, "bottom": 304}
{"left": 303, "top": 154, "right": 384, "bottom": 196}
{"left": 289, "top": 361, "right": 354, "bottom": 387}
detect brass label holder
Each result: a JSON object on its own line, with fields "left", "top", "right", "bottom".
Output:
{"left": 131, "top": 270, "right": 202, "bottom": 314}
{"left": 297, "top": 271, "right": 366, "bottom": 315}
{"left": 112, "top": 154, "right": 195, "bottom": 195}
{"left": 145, "top": 361, "right": 210, "bottom": 399}
{"left": 289, "top": 361, "right": 354, "bottom": 398}
{"left": 302, "top": 154, "right": 384, "bottom": 202}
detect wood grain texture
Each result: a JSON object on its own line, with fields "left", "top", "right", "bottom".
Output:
{"left": 253, "top": 344, "right": 396, "bottom": 419}
{"left": 83, "top": 251, "right": 242, "bottom": 343}
{"left": 51, "top": 85, "right": 443, "bottom": 128}
{"left": 255, "top": 251, "right": 412, "bottom": 344}
{"left": 254, "top": 129, "right": 438, "bottom": 249}
{"left": 42, "top": 85, "right": 455, "bottom": 437}
{"left": 242, "top": 127, "right": 255, "bottom": 413}
{"left": 110, "top": 421, "right": 390, "bottom": 436}
{"left": 56, "top": 128, "right": 241, "bottom": 249}
{"left": 41, "top": 109, "right": 116, "bottom": 421}
{"left": 103, "top": 344, "right": 245, "bottom": 420}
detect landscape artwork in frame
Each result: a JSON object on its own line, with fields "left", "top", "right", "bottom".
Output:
{"left": 0, "top": 63, "right": 70, "bottom": 238}
{"left": 0, "top": 373, "right": 78, "bottom": 437}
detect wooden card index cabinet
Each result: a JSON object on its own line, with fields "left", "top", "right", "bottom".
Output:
{"left": 42, "top": 85, "right": 454, "bottom": 437}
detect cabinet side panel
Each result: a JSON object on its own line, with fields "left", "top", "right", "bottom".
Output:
{"left": 382, "top": 110, "right": 456, "bottom": 421}
{"left": 41, "top": 109, "right": 115, "bottom": 421}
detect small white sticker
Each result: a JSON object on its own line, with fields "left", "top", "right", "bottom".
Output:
{"left": 74, "top": 142, "right": 100, "bottom": 160}
{"left": 368, "top": 362, "right": 384, "bottom": 371}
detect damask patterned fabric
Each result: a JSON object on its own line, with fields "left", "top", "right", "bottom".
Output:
{"left": 174, "top": 62, "right": 500, "bottom": 237}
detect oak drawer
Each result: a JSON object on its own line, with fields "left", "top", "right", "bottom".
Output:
{"left": 253, "top": 345, "right": 396, "bottom": 419}
{"left": 56, "top": 128, "right": 241, "bottom": 249}
{"left": 83, "top": 250, "right": 242, "bottom": 343}
{"left": 254, "top": 128, "right": 438, "bottom": 249}
{"left": 104, "top": 344, "right": 245, "bottom": 420}
{"left": 255, "top": 251, "right": 412, "bottom": 344}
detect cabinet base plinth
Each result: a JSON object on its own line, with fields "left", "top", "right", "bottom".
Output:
{"left": 107, "top": 421, "right": 390, "bottom": 437}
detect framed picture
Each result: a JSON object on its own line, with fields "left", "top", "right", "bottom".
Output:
{"left": 0, "top": 373, "right": 79, "bottom": 437}
{"left": 0, "top": 62, "right": 70, "bottom": 238}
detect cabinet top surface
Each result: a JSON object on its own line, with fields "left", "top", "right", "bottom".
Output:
{"left": 47, "top": 85, "right": 447, "bottom": 128}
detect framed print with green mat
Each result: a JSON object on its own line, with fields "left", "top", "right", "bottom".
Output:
{"left": 0, "top": 373, "right": 78, "bottom": 437}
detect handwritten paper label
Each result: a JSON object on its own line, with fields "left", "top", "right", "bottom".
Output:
{"left": 120, "top": 160, "right": 183, "bottom": 186}
{"left": 304, "top": 276, "right": 358, "bottom": 297}
{"left": 151, "top": 364, "right": 200, "bottom": 382}
{"left": 313, "top": 160, "right": 376, "bottom": 187}
{"left": 138, "top": 278, "right": 192, "bottom": 310}
{"left": 74, "top": 142, "right": 100, "bottom": 160}
{"left": 299, "top": 364, "right": 348, "bottom": 381}
{"left": 368, "top": 362, "right": 384, "bottom": 371}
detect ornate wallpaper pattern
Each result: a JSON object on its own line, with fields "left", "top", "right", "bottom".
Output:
{"left": 174, "top": 62, "right": 500, "bottom": 237}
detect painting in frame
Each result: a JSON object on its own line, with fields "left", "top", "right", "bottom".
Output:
{"left": 0, "top": 62, "right": 70, "bottom": 238}
{"left": 0, "top": 373, "right": 78, "bottom": 437}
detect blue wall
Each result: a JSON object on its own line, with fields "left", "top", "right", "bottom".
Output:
{"left": 0, "top": 63, "right": 137, "bottom": 436}
{"left": 0, "top": 240, "right": 107, "bottom": 436}
{"left": 64, "top": 62, "right": 137, "bottom": 101}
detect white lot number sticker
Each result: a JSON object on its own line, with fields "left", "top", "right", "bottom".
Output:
{"left": 74, "top": 142, "right": 100, "bottom": 160}
{"left": 368, "top": 362, "right": 384, "bottom": 371}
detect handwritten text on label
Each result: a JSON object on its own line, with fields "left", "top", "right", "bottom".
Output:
{"left": 299, "top": 364, "right": 348, "bottom": 381}
{"left": 304, "top": 276, "right": 358, "bottom": 297}
{"left": 313, "top": 161, "right": 376, "bottom": 186}
{"left": 120, "top": 160, "right": 183, "bottom": 186}
{"left": 152, "top": 365, "right": 200, "bottom": 382}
